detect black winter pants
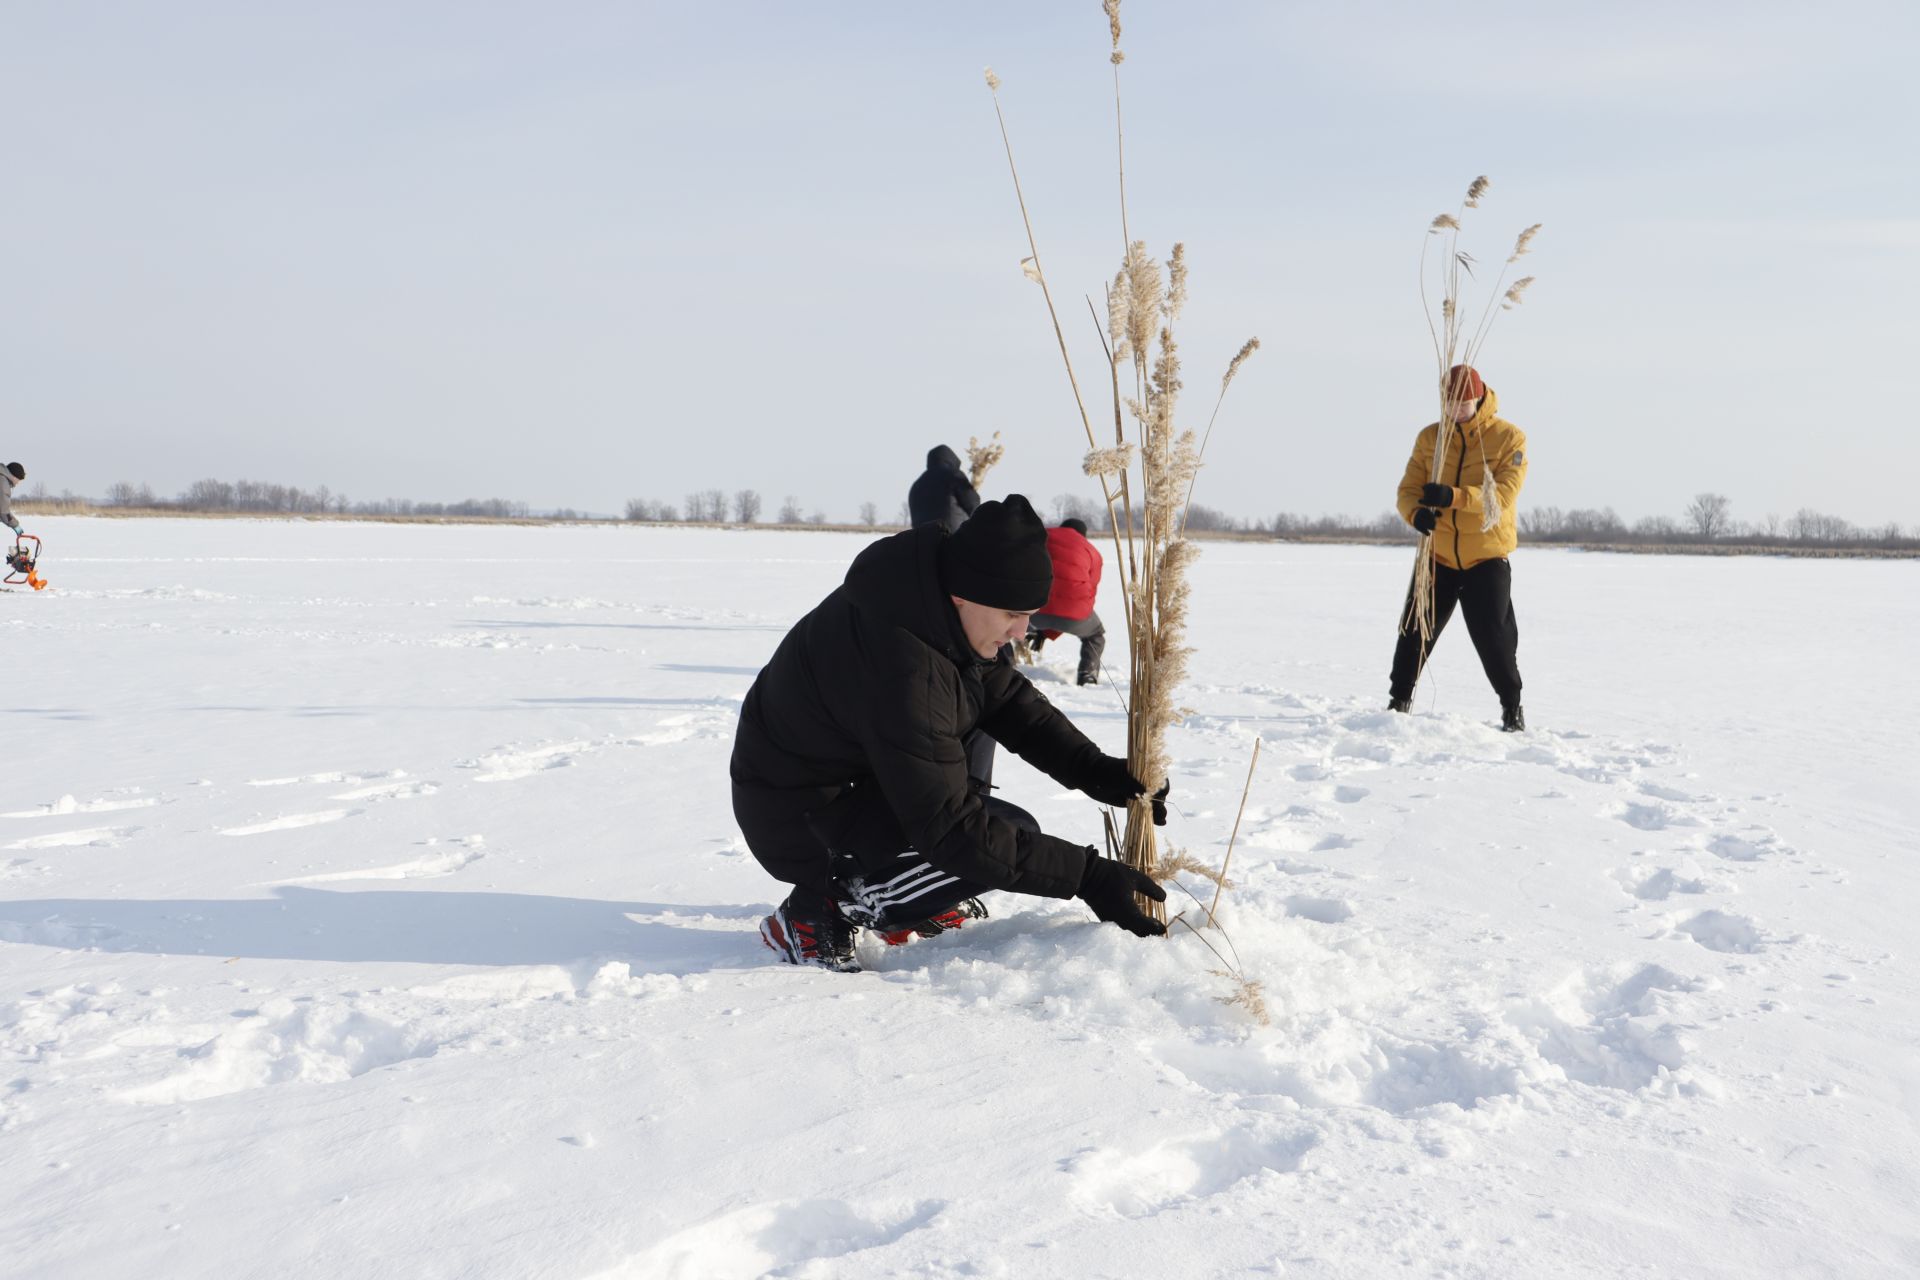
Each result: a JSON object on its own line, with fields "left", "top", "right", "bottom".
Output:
{"left": 1389, "top": 557, "right": 1523, "bottom": 707}
{"left": 1030, "top": 610, "right": 1106, "bottom": 684}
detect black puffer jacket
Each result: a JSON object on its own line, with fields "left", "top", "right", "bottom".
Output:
{"left": 906, "top": 445, "right": 981, "bottom": 532}
{"left": 730, "top": 525, "right": 1103, "bottom": 898}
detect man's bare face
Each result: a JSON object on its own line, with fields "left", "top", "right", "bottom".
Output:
{"left": 1446, "top": 396, "right": 1481, "bottom": 424}
{"left": 951, "top": 596, "right": 1035, "bottom": 659}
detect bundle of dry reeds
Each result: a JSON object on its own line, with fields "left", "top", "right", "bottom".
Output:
{"left": 986, "top": 2, "right": 1258, "bottom": 925}
{"left": 1405, "top": 178, "right": 1540, "bottom": 646}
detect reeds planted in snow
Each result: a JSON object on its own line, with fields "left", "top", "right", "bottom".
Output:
{"left": 987, "top": 3, "right": 1259, "bottom": 965}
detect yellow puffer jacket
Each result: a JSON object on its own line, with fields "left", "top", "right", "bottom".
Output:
{"left": 1396, "top": 386, "right": 1529, "bottom": 570}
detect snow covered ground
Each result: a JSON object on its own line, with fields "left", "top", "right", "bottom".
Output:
{"left": 3, "top": 516, "right": 1917, "bottom": 1278}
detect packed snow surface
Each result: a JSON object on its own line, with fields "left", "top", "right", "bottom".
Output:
{"left": 3, "top": 518, "right": 1917, "bottom": 1278}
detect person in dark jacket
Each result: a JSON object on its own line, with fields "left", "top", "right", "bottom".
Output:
{"left": 1026, "top": 518, "right": 1105, "bottom": 686}
{"left": 0, "top": 462, "right": 25, "bottom": 534}
{"left": 731, "top": 494, "right": 1167, "bottom": 971}
{"left": 906, "top": 444, "right": 981, "bottom": 532}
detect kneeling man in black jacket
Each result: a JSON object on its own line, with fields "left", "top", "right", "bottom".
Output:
{"left": 730, "top": 494, "right": 1166, "bottom": 971}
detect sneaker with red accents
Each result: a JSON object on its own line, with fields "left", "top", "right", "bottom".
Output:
{"left": 759, "top": 902, "right": 860, "bottom": 972}
{"left": 875, "top": 897, "right": 989, "bottom": 947}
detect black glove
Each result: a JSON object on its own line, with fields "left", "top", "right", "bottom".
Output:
{"left": 1150, "top": 781, "right": 1169, "bottom": 827}
{"left": 1080, "top": 754, "right": 1146, "bottom": 809}
{"left": 1412, "top": 508, "right": 1439, "bottom": 536}
{"left": 1419, "top": 483, "right": 1454, "bottom": 508}
{"left": 1027, "top": 633, "right": 1046, "bottom": 655}
{"left": 1077, "top": 854, "right": 1168, "bottom": 937}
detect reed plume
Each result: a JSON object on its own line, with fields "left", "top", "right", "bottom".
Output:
{"left": 966, "top": 432, "right": 1005, "bottom": 490}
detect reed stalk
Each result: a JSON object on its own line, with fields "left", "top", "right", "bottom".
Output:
{"left": 1404, "top": 179, "right": 1541, "bottom": 651}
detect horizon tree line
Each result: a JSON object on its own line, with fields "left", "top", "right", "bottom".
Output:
{"left": 12, "top": 478, "right": 1913, "bottom": 549}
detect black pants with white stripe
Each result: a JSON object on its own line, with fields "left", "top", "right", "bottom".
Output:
{"left": 830, "top": 792, "right": 1038, "bottom": 928}
{"left": 734, "top": 733, "right": 1034, "bottom": 929}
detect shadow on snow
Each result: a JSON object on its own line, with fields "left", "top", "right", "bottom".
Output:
{"left": 0, "top": 887, "right": 765, "bottom": 971}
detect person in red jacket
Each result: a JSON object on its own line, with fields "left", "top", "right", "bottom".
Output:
{"left": 1026, "top": 518, "right": 1106, "bottom": 686}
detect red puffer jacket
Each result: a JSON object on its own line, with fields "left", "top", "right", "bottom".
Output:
{"left": 1039, "top": 526, "right": 1101, "bottom": 624}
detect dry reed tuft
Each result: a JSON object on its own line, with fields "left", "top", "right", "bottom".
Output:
{"left": 1021, "top": 256, "right": 1043, "bottom": 283}
{"left": 1465, "top": 175, "right": 1490, "bottom": 207}
{"left": 984, "top": 67, "right": 1001, "bottom": 92}
{"left": 1509, "top": 223, "right": 1541, "bottom": 262}
{"left": 1151, "top": 847, "right": 1235, "bottom": 889}
{"left": 1083, "top": 444, "right": 1135, "bottom": 477}
{"left": 1501, "top": 276, "right": 1535, "bottom": 310}
{"left": 966, "top": 432, "right": 1005, "bottom": 490}
{"left": 1216, "top": 975, "right": 1271, "bottom": 1025}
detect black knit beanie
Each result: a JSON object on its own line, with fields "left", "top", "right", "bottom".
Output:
{"left": 3, "top": 463, "right": 21, "bottom": 481}
{"left": 1060, "top": 517, "right": 1088, "bottom": 536}
{"left": 939, "top": 494, "right": 1053, "bottom": 610}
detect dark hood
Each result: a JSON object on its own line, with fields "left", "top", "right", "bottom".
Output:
{"left": 926, "top": 445, "right": 962, "bottom": 472}
{"left": 844, "top": 525, "right": 976, "bottom": 665}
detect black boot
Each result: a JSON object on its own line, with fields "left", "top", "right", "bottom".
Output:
{"left": 1388, "top": 696, "right": 1412, "bottom": 713}
{"left": 1501, "top": 703, "right": 1526, "bottom": 733}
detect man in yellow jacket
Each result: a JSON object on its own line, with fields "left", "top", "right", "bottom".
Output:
{"left": 1389, "top": 364, "right": 1529, "bottom": 731}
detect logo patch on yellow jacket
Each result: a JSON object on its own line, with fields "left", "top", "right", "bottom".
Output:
{"left": 1511, "top": 449, "right": 1525, "bottom": 467}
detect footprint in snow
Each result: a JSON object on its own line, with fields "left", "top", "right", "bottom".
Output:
{"left": 1613, "top": 866, "right": 1712, "bottom": 901}
{"left": 1065, "top": 1126, "right": 1315, "bottom": 1219}
{"left": 1703, "top": 829, "right": 1786, "bottom": 862}
{"left": 219, "top": 810, "right": 361, "bottom": 837}
{"left": 329, "top": 779, "right": 439, "bottom": 802}
{"left": 6, "top": 825, "right": 142, "bottom": 850}
{"left": 1508, "top": 963, "right": 1711, "bottom": 1093}
{"left": 1, "top": 794, "right": 160, "bottom": 819}
{"left": 606, "top": 1198, "right": 946, "bottom": 1279}
{"left": 1673, "top": 909, "right": 1774, "bottom": 954}
{"left": 1611, "top": 800, "right": 1704, "bottom": 833}
{"left": 460, "top": 743, "right": 586, "bottom": 781}
{"left": 247, "top": 769, "right": 405, "bottom": 788}
{"left": 264, "top": 837, "right": 485, "bottom": 884}
{"left": 1283, "top": 895, "right": 1354, "bottom": 924}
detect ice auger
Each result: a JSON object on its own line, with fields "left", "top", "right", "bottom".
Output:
{"left": 4, "top": 533, "right": 47, "bottom": 590}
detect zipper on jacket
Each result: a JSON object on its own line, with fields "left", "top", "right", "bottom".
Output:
{"left": 1451, "top": 432, "right": 1468, "bottom": 569}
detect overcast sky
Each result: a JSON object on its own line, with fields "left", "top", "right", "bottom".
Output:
{"left": 4, "top": 1, "right": 1915, "bottom": 526}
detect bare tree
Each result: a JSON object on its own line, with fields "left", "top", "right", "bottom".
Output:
{"left": 1519, "top": 505, "right": 1566, "bottom": 538}
{"left": 778, "top": 495, "right": 804, "bottom": 524}
{"left": 1050, "top": 492, "right": 1108, "bottom": 531}
{"left": 626, "top": 498, "right": 680, "bottom": 522}
{"left": 733, "top": 490, "right": 762, "bottom": 524}
{"left": 105, "top": 481, "right": 156, "bottom": 507}
{"left": 1684, "top": 492, "right": 1732, "bottom": 540}
{"left": 858, "top": 501, "right": 879, "bottom": 527}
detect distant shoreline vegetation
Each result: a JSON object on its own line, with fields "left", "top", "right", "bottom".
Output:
{"left": 13, "top": 481, "right": 1916, "bottom": 558}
